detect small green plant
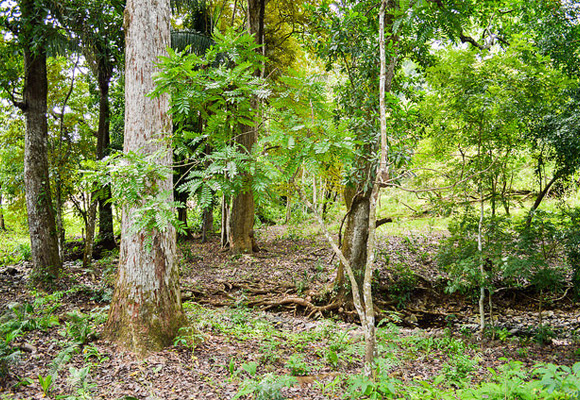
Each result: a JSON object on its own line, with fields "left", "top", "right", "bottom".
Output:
{"left": 346, "top": 358, "right": 399, "bottom": 399}
{"left": 442, "top": 354, "right": 477, "bottom": 385}
{"left": 517, "top": 347, "right": 529, "bottom": 358}
{"left": 294, "top": 279, "right": 307, "bottom": 296}
{"left": 532, "top": 324, "right": 556, "bottom": 345}
{"left": 388, "top": 263, "right": 417, "bottom": 309}
{"left": 82, "top": 345, "right": 109, "bottom": 365}
{"left": 234, "top": 374, "right": 297, "bottom": 400}
{"left": 59, "top": 366, "right": 96, "bottom": 400}
{"left": 242, "top": 361, "right": 258, "bottom": 375}
{"left": 486, "top": 326, "right": 511, "bottom": 341}
{"left": 313, "top": 375, "right": 342, "bottom": 398}
{"left": 0, "top": 302, "right": 38, "bottom": 380}
{"left": 227, "top": 357, "right": 237, "bottom": 377}
{"left": 534, "top": 362, "right": 580, "bottom": 396}
{"left": 12, "top": 242, "right": 31, "bottom": 261}
{"left": 458, "top": 360, "right": 533, "bottom": 399}
{"left": 38, "top": 373, "right": 54, "bottom": 397}
{"left": 258, "top": 341, "right": 281, "bottom": 364}
{"left": 285, "top": 354, "right": 310, "bottom": 376}
{"left": 173, "top": 326, "right": 205, "bottom": 351}
{"left": 49, "top": 344, "right": 79, "bottom": 382}
{"left": 0, "top": 339, "right": 19, "bottom": 383}
{"left": 62, "top": 310, "right": 95, "bottom": 345}
{"left": 459, "top": 325, "right": 473, "bottom": 337}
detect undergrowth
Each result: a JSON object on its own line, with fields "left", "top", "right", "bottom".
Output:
{"left": 178, "top": 303, "right": 580, "bottom": 400}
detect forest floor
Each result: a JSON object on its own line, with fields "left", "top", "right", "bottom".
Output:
{"left": 1, "top": 224, "right": 580, "bottom": 399}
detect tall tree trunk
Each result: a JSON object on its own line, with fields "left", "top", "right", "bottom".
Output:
{"left": 228, "top": 0, "right": 265, "bottom": 254}
{"left": 478, "top": 179, "right": 486, "bottom": 331}
{"left": 335, "top": 1, "right": 397, "bottom": 297}
{"left": 96, "top": 63, "right": 116, "bottom": 250}
{"left": 20, "top": 0, "right": 62, "bottom": 284}
{"left": 105, "top": 0, "right": 185, "bottom": 354}
{"left": 229, "top": 187, "right": 257, "bottom": 252}
{"left": 331, "top": 2, "right": 397, "bottom": 375}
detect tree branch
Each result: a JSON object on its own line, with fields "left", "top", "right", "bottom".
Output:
{"left": 460, "top": 34, "right": 486, "bottom": 50}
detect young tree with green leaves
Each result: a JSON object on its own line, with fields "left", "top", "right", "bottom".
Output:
{"left": 308, "top": 0, "right": 404, "bottom": 315}
{"left": 155, "top": 29, "right": 271, "bottom": 248}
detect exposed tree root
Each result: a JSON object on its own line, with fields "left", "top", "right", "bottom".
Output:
{"left": 248, "top": 295, "right": 343, "bottom": 318}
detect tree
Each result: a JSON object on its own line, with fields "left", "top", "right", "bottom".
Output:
{"left": 170, "top": 0, "right": 214, "bottom": 240}
{"left": 105, "top": 0, "right": 186, "bottom": 354}
{"left": 155, "top": 29, "right": 271, "bottom": 250}
{"left": 0, "top": 0, "right": 63, "bottom": 285}
{"left": 227, "top": 0, "right": 266, "bottom": 254}
{"left": 56, "top": 0, "right": 125, "bottom": 252}
{"left": 309, "top": 0, "right": 402, "bottom": 311}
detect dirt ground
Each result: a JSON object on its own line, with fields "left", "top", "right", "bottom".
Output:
{"left": 1, "top": 224, "right": 579, "bottom": 399}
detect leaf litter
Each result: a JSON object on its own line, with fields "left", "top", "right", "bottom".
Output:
{"left": 1, "top": 224, "right": 579, "bottom": 399}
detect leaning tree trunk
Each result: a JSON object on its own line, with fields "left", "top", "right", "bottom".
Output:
{"left": 525, "top": 169, "right": 565, "bottom": 229}
{"left": 228, "top": 0, "right": 265, "bottom": 254}
{"left": 19, "top": 1, "right": 62, "bottom": 284}
{"left": 105, "top": 0, "right": 185, "bottom": 354}
{"left": 96, "top": 63, "right": 116, "bottom": 250}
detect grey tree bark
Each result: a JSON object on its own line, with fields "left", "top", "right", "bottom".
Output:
{"left": 105, "top": 0, "right": 185, "bottom": 354}
{"left": 19, "top": 0, "right": 62, "bottom": 284}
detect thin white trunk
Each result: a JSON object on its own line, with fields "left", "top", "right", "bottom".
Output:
{"left": 357, "top": 0, "right": 388, "bottom": 376}
{"left": 285, "top": 195, "right": 291, "bottom": 223}
{"left": 297, "top": 191, "right": 366, "bottom": 323}
{"left": 221, "top": 195, "right": 230, "bottom": 248}
{"left": 378, "top": 1, "right": 388, "bottom": 178}
{"left": 313, "top": 176, "right": 317, "bottom": 212}
{"left": 478, "top": 136, "right": 485, "bottom": 332}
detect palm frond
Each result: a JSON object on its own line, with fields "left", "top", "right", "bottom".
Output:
{"left": 171, "top": 30, "right": 213, "bottom": 55}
